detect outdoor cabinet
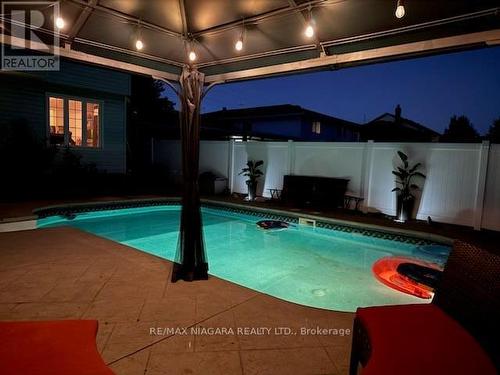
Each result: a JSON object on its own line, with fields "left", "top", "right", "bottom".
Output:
{"left": 281, "top": 175, "right": 349, "bottom": 210}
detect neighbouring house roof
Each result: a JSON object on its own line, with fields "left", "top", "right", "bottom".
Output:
{"left": 200, "top": 104, "right": 360, "bottom": 141}
{"left": 153, "top": 104, "right": 360, "bottom": 140}
{"left": 369, "top": 112, "right": 440, "bottom": 135}
{"left": 362, "top": 110, "right": 440, "bottom": 142}
{"left": 203, "top": 104, "right": 360, "bottom": 128}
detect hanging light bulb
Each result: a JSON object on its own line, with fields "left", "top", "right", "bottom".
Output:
{"left": 135, "top": 20, "right": 144, "bottom": 51}
{"left": 55, "top": 16, "right": 65, "bottom": 30}
{"left": 304, "top": 6, "right": 314, "bottom": 38}
{"left": 235, "top": 38, "right": 243, "bottom": 51}
{"left": 235, "top": 21, "right": 245, "bottom": 52}
{"left": 188, "top": 50, "right": 196, "bottom": 61}
{"left": 395, "top": 0, "right": 405, "bottom": 18}
{"left": 304, "top": 24, "right": 314, "bottom": 38}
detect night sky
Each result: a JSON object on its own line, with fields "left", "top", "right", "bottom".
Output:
{"left": 168, "top": 46, "right": 500, "bottom": 135}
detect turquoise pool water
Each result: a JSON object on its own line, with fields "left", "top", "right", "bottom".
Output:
{"left": 38, "top": 205, "right": 450, "bottom": 312}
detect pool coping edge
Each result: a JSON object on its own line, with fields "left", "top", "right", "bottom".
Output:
{"left": 26, "top": 197, "right": 454, "bottom": 245}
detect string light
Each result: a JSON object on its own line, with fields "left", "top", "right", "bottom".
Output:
{"left": 135, "top": 20, "right": 144, "bottom": 50}
{"left": 304, "top": 24, "right": 314, "bottom": 38}
{"left": 235, "top": 39, "right": 243, "bottom": 51}
{"left": 304, "top": 6, "right": 314, "bottom": 38}
{"left": 186, "top": 38, "right": 197, "bottom": 62}
{"left": 235, "top": 20, "right": 245, "bottom": 51}
{"left": 55, "top": 16, "right": 65, "bottom": 30}
{"left": 49, "top": 3, "right": 412, "bottom": 57}
{"left": 395, "top": 0, "right": 405, "bottom": 18}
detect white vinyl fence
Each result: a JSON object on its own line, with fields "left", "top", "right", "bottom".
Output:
{"left": 154, "top": 140, "right": 500, "bottom": 231}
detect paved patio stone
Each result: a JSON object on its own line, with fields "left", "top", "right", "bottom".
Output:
{"left": 240, "top": 347, "right": 336, "bottom": 375}
{"left": 9, "top": 301, "right": 88, "bottom": 320}
{"left": 106, "top": 348, "right": 151, "bottom": 375}
{"left": 0, "top": 303, "right": 16, "bottom": 319}
{"left": 325, "top": 345, "right": 352, "bottom": 375}
{"left": 43, "top": 280, "right": 104, "bottom": 302}
{"left": 0, "top": 227, "right": 353, "bottom": 374}
{"left": 147, "top": 350, "right": 242, "bottom": 375}
{"left": 149, "top": 321, "right": 196, "bottom": 354}
{"left": 96, "top": 321, "right": 116, "bottom": 353}
{"left": 193, "top": 310, "right": 240, "bottom": 352}
{"left": 101, "top": 322, "right": 157, "bottom": 363}
{"left": 139, "top": 295, "right": 197, "bottom": 323}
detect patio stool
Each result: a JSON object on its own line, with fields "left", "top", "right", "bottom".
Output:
{"left": 268, "top": 188, "right": 282, "bottom": 200}
{"left": 0, "top": 320, "right": 114, "bottom": 375}
{"left": 344, "top": 194, "right": 364, "bottom": 211}
{"left": 350, "top": 304, "right": 496, "bottom": 375}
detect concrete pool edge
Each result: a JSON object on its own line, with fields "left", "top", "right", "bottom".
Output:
{"left": 200, "top": 199, "right": 453, "bottom": 246}
{"left": 24, "top": 197, "right": 454, "bottom": 245}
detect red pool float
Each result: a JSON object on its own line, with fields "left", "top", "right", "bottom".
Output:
{"left": 372, "top": 256, "right": 442, "bottom": 299}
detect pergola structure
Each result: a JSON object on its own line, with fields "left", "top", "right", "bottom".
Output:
{"left": 2, "top": 0, "right": 499, "bottom": 82}
{"left": 1, "top": 0, "right": 500, "bottom": 280}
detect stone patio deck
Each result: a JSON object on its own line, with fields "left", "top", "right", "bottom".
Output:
{"left": 0, "top": 227, "right": 354, "bottom": 375}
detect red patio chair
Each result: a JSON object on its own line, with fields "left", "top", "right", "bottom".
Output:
{"left": 349, "top": 241, "right": 499, "bottom": 375}
{"left": 0, "top": 319, "right": 114, "bottom": 375}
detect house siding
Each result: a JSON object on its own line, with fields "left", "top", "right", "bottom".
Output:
{"left": 36, "top": 60, "right": 130, "bottom": 96}
{"left": 0, "top": 77, "right": 46, "bottom": 139}
{"left": 251, "top": 117, "right": 303, "bottom": 138}
{"left": 0, "top": 59, "right": 130, "bottom": 173}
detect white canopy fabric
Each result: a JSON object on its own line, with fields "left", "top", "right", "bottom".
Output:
{"left": 1, "top": 0, "right": 499, "bottom": 83}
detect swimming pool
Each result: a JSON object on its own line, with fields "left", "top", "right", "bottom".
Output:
{"left": 37, "top": 204, "right": 450, "bottom": 312}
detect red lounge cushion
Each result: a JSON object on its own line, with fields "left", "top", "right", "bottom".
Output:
{"left": 357, "top": 304, "right": 496, "bottom": 375}
{"left": 0, "top": 320, "right": 114, "bottom": 375}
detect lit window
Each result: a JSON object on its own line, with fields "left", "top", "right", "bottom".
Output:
{"left": 86, "top": 103, "right": 100, "bottom": 147}
{"left": 49, "top": 97, "right": 65, "bottom": 145}
{"left": 48, "top": 96, "right": 101, "bottom": 148}
{"left": 68, "top": 100, "right": 82, "bottom": 146}
{"left": 312, "top": 121, "right": 321, "bottom": 134}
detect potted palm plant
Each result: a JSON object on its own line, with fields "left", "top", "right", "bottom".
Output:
{"left": 239, "top": 160, "right": 264, "bottom": 201}
{"left": 392, "top": 151, "right": 426, "bottom": 222}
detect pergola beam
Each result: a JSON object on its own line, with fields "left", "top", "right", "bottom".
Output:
{"left": 178, "top": 0, "right": 189, "bottom": 37}
{"left": 65, "top": 0, "right": 97, "bottom": 46}
{"left": 1, "top": 34, "right": 179, "bottom": 82}
{"left": 204, "top": 29, "right": 500, "bottom": 83}
{"left": 58, "top": 46, "right": 179, "bottom": 82}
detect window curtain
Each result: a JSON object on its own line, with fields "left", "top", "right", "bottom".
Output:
{"left": 171, "top": 66, "right": 208, "bottom": 282}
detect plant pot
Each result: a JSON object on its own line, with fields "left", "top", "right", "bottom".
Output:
{"left": 246, "top": 180, "right": 257, "bottom": 201}
{"left": 396, "top": 194, "right": 415, "bottom": 223}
